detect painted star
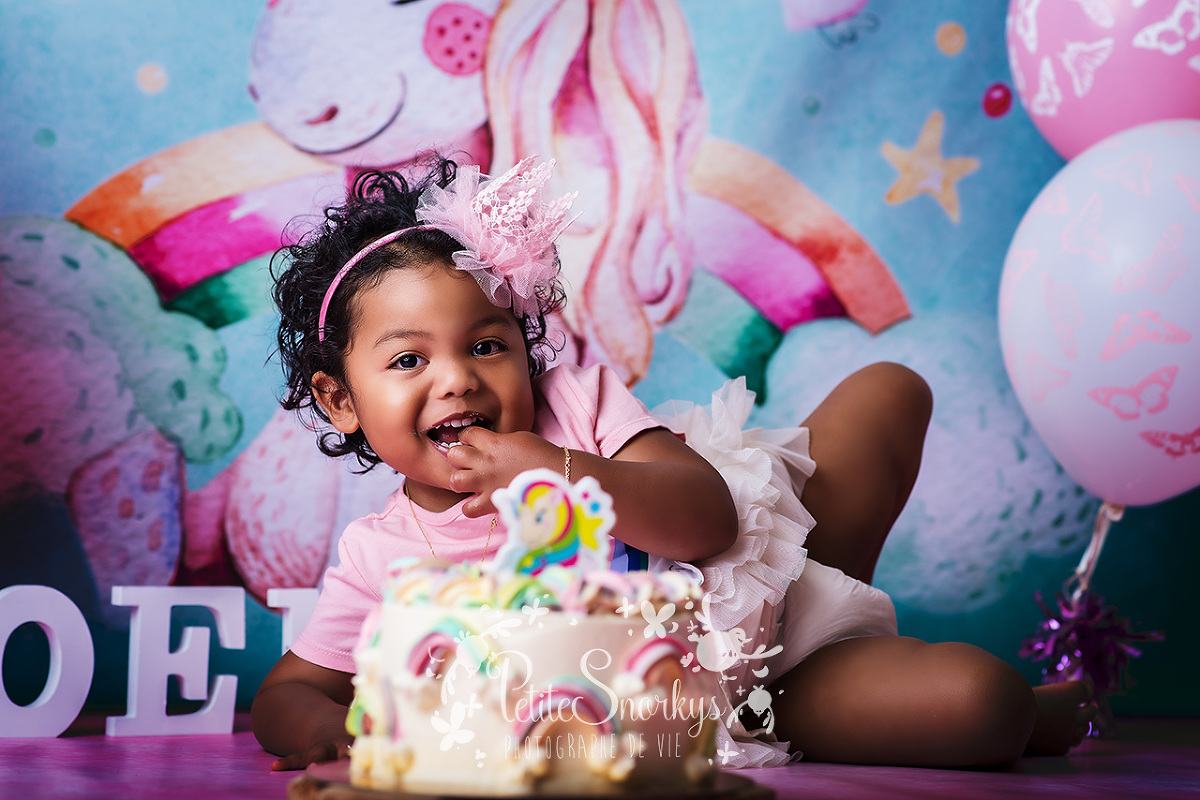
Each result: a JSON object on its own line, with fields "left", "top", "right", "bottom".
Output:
{"left": 881, "top": 110, "right": 979, "bottom": 223}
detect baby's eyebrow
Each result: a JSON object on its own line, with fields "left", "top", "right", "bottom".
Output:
{"left": 472, "top": 312, "right": 522, "bottom": 332}
{"left": 373, "top": 328, "right": 426, "bottom": 349}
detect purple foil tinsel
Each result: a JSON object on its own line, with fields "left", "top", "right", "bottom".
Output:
{"left": 1019, "top": 589, "right": 1163, "bottom": 734}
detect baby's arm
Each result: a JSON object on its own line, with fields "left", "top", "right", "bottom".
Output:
{"left": 250, "top": 650, "right": 355, "bottom": 771}
{"left": 452, "top": 425, "right": 737, "bottom": 562}
{"left": 594, "top": 426, "right": 738, "bottom": 562}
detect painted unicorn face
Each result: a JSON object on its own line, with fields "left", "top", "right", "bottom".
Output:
{"left": 248, "top": 0, "right": 500, "bottom": 165}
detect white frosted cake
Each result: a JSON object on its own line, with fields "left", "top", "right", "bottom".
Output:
{"left": 345, "top": 470, "right": 722, "bottom": 795}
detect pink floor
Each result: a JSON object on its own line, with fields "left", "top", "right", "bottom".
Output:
{"left": 1, "top": 715, "right": 1196, "bottom": 799}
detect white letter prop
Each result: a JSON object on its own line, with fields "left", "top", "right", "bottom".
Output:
{"left": 0, "top": 585, "right": 95, "bottom": 737}
{"left": 266, "top": 588, "right": 318, "bottom": 655}
{"left": 106, "top": 586, "right": 245, "bottom": 736}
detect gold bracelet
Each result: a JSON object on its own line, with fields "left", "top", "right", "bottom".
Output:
{"left": 562, "top": 445, "right": 571, "bottom": 482}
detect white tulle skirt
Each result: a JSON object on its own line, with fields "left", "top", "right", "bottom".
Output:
{"left": 652, "top": 379, "right": 897, "bottom": 768}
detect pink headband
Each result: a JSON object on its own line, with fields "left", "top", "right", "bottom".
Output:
{"left": 317, "top": 227, "right": 431, "bottom": 342}
{"left": 316, "top": 157, "right": 577, "bottom": 343}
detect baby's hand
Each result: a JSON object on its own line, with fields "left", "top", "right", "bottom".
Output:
{"left": 449, "top": 427, "right": 563, "bottom": 517}
{"left": 269, "top": 736, "right": 353, "bottom": 771}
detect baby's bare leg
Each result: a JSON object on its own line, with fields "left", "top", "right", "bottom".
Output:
{"left": 799, "top": 362, "right": 932, "bottom": 583}
{"left": 770, "top": 635, "right": 1037, "bottom": 768}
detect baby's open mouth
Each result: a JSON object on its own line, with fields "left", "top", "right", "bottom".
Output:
{"left": 426, "top": 413, "right": 492, "bottom": 447}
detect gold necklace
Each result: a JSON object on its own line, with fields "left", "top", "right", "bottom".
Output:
{"left": 404, "top": 482, "right": 496, "bottom": 565}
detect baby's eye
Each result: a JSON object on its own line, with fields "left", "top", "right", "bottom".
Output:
{"left": 391, "top": 352, "right": 427, "bottom": 370}
{"left": 472, "top": 339, "right": 507, "bottom": 357}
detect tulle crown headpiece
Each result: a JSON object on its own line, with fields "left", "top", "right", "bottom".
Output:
{"left": 317, "top": 157, "right": 577, "bottom": 341}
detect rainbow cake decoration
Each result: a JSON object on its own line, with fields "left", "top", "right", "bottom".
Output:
{"left": 346, "top": 468, "right": 722, "bottom": 794}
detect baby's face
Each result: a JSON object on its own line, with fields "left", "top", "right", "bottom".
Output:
{"left": 338, "top": 262, "right": 535, "bottom": 501}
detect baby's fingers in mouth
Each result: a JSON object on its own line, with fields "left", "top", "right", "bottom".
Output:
{"left": 425, "top": 414, "right": 491, "bottom": 448}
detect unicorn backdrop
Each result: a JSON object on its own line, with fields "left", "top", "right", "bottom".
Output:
{"left": 2, "top": 0, "right": 1195, "bottom": 717}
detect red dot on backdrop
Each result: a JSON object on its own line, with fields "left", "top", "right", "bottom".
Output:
{"left": 983, "top": 83, "right": 1012, "bottom": 117}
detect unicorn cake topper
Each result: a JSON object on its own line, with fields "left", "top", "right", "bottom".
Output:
{"left": 490, "top": 468, "right": 615, "bottom": 576}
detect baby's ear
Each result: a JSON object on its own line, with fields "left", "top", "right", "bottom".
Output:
{"left": 312, "top": 372, "right": 360, "bottom": 434}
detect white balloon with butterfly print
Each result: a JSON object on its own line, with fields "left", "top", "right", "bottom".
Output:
{"left": 998, "top": 118, "right": 1200, "bottom": 511}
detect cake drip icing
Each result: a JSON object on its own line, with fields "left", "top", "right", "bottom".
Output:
{"left": 382, "top": 557, "right": 702, "bottom": 615}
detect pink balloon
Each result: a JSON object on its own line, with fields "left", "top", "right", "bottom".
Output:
{"left": 1006, "top": 0, "right": 1200, "bottom": 160}
{"left": 999, "top": 119, "right": 1200, "bottom": 507}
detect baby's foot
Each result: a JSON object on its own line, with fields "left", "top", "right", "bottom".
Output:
{"left": 1023, "top": 680, "right": 1097, "bottom": 756}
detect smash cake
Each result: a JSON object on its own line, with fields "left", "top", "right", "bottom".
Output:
{"left": 345, "top": 469, "right": 724, "bottom": 795}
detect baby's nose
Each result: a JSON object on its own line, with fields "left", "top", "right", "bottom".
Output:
{"left": 435, "top": 357, "right": 479, "bottom": 396}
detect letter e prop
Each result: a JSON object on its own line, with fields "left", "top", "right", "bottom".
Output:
{"left": 106, "top": 586, "right": 245, "bottom": 736}
{"left": 0, "top": 585, "right": 95, "bottom": 737}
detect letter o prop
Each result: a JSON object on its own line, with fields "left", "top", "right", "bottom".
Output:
{"left": 0, "top": 585, "right": 95, "bottom": 737}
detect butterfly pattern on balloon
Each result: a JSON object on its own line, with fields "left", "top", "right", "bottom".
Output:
{"left": 1114, "top": 223, "right": 1187, "bottom": 293}
{"left": 1140, "top": 424, "right": 1200, "bottom": 459}
{"left": 1031, "top": 56, "right": 1064, "bottom": 117}
{"left": 1061, "top": 193, "right": 1108, "bottom": 262}
{"left": 1093, "top": 152, "right": 1154, "bottom": 195}
{"left": 998, "top": 249, "right": 1038, "bottom": 325}
{"left": 1032, "top": 183, "right": 1071, "bottom": 216}
{"left": 1177, "top": 173, "right": 1200, "bottom": 212}
{"left": 1011, "top": 0, "right": 1043, "bottom": 54}
{"left": 1041, "top": 273, "right": 1083, "bottom": 359}
{"left": 1132, "top": 0, "right": 1200, "bottom": 57}
{"left": 1025, "top": 350, "right": 1071, "bottom": 403}
{"left": 1072, "top": 0, "right": 1116, "bottom": 29}
{"left": 1060, "top": 38, "right": 1114, "bottom": 98}
{"left": 1100, "top": 309, "right": 1192, "bottom": 361}
{"left": 1087, "top": 365, "right": 1177, "bottom": 421}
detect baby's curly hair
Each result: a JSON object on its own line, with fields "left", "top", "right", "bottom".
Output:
{"left": 271, "top": 156, "right": 566, "bottom": 470}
